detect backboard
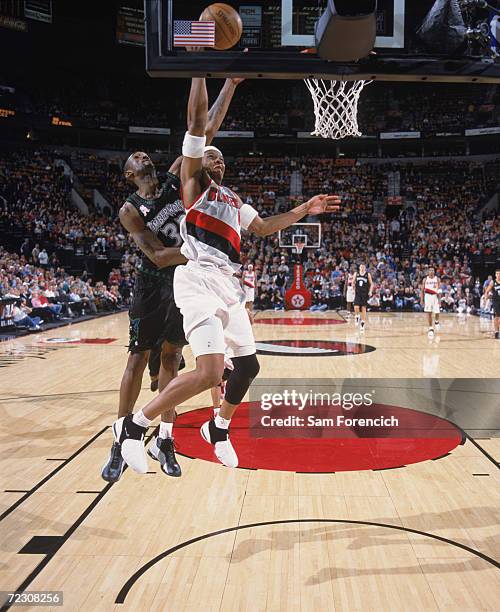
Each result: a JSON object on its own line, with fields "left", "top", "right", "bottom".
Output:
{"left": 279, "top": 223, "right": 322, "bottom": 250}
{"left": 145, "top": 0, "right": 500, "bottom": 82}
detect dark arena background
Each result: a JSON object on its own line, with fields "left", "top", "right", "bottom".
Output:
{"left": 0, "top": 1, "right": 499, "bottom": 610}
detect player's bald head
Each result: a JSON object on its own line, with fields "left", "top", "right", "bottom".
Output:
{"left": 123, "top": 151, "right": 155, "bottom": 183}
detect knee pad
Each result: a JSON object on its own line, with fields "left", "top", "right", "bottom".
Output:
{"left": 224, "top": 354, "right": 260, "bottom": 405}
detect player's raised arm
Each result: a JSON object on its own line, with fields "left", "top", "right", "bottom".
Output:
{"left": 119, "top": 203, "right": 187, "bottom": 269}
{"left": 206, "top": 77, "right": 243, "bottom": 144}
{"left": 245, "top": 193, "right": 341, "bottom": 237}
{"left": 180, "top": 78, "right": 209, "bottom": 206}
{"left": 169, "top": 77, "right": 243, "bottom": 176}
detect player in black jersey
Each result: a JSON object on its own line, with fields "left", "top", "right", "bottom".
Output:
{"left": 353, "top": 263, "right": 373, "bottom": 332}
{"left": 483, "top": 269, "right": 500, "bottom": 339}
{"left": 102, "top": 77, "right": 243, "bottom": 482}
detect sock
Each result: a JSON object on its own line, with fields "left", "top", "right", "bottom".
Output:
{"left": 133, "top": 409, "right": 152, "bottom": 428}
{"left": 213, "top": 407, "right": 220, "bottom": 417}
{"left": 159, "top": 421, "right": 173, "bottom": 439}
{"left": 215, "top": 414, "right": 231, "bottom": 429}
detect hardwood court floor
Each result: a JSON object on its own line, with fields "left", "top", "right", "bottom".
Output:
{"left": 0, "top": 311, "right": 498, "bottom": 611}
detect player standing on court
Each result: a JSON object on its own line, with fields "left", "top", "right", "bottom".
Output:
{"left": 483, "top": 269, "right": 500, "bottom": 339}
{"left": 344, "top": 265, "right": 356, "bottom": 316}
{"left": 101, "top": 77, "right": 244, "bottom": 482}
{"left": 243, "top": 263, "right": 256, "bottom": 318}
{"left": 422, "top": 266, "right": 441, "bottom": 337}
{"left": 113, "top": 76, "right": 340, "bottom": 472}
{"left": 353, "top": 263, "right": 372, "bottom": 331}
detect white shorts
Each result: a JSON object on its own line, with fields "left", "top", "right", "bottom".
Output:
{"left": 244, "top": 286, "right": 255, "bottom": 303}
{"left": 424, "top": 293, "right": 440, "bottom": 314}
{"left": 346, "top": 287, "right": 355, "bottom": 303}
{"left": 174, "top": 262, "right": 255, "bottom": 359}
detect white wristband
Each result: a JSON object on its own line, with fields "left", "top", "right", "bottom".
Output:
{"left": 182, "top": 132, "right": 206, "bottom": 158}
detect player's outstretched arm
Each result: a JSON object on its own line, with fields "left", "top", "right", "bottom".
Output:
{"left": 181, "top": 78, "right": 209, "bottom": 206}
{"left": 247, "top": 194, "right": 341, "bottom": 237}
{"left": 168, "top": 77, "right": 243, "bottom": 176}
{"left": 206, "top": 77, "right": 244, "bottom": 145}
{"left": 119, "top": 203, "right": 187, "bottom": 269}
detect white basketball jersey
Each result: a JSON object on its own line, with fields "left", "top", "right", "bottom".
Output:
{"left": 180, "top": 180, "right": 257, "bottom": 275}
{"left": 243, "top": 270, "right": 255, "bottom": 288}
{"left": 347, "top": 272, "right": 355, "bottom": 287}
{"left": 424, "top": 276, "right": 439, "bottom": 295}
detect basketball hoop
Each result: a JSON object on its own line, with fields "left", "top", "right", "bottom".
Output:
{"left": 304, "top": 78, "right": 371, "bottom": 140}
{"left": 294, "top": 242, "right": 306, "bottom": 256}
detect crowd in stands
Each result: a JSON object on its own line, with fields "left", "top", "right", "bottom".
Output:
{"left": 0, "top": 246, "right": 128, "bottom": 332}
{"left": 0, "top": 147, "right": 498, "bottom": 332}
{"left": 0, "top": 151, "right": 127, "bottom": 255}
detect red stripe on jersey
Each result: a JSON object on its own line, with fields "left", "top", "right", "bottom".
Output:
{"left": 186, "top": 209, "right": 241, "bottom": 254}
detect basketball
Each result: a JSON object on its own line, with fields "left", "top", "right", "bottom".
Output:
{"left": 200, "top": 3, "right": 243, "bottom": 50}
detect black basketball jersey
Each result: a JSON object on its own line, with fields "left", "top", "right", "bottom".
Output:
{"left": 492, "top": 281, "right": 500, "bottom": 304}
{"left": 126, "top": 172, "right": 184, "bottom": 271}
{"left": 355, "top": 272, "right": 369, "bottom": 298}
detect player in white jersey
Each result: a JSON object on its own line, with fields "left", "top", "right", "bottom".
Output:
{"left": 422, "top": 267, "right": 441, "bottom": 336}
{"left": 243, "top": 264, "right": 256, "bottom": 316}
{"left": 114, "top": 77, "right": 340, "bottom": 471}
{"left": 344, "top": 266, "right": 356, "bottom": 315}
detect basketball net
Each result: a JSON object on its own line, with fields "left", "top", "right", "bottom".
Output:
{"left": 304, "top": 78, "right": 371, "bottom": 140}
{"left": 294, "top": 242, "right": 305, "bottom": 256}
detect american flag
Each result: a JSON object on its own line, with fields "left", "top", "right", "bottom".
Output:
{"left": 173, "top": 20, "right": 216, "bottom": 47}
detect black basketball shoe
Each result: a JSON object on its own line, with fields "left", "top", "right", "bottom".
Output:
{"left": 148, "top": 436, "right": 182, "bottom": 477}
{"left": 101, "top": 441, "right": 125, "bottom": 482}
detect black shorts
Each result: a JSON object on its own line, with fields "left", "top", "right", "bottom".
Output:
{"left": 128, "top": 268, "right": 187, "bottom": 353}
{"left": 354, "top": 294, "right": 368, "bottom": 307}
{"left": 493, "top": 301, "right": 500, "bottom": 317}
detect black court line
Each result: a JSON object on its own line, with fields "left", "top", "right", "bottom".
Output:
{"left": 1, "top": 428, "right": 158, "bottom": 612}
{"left": 4, "top": 490, "right": 29, "bottom": 494}
{"left": 114, "top": 517, "right": 500, "bottom": 604}
{"left": 472, "top": 474, "right": 490, "bottom": 477}
{"left": 0, "top": 427, "right": 109, "bottom": 523}
{"left": 432, "top": 452, "right": 451, "bottom": 461}
{"left": 76, "top": 490, "right": 103, "bottom": 494}
{"left": 46, "top": 458, "right": 67, "bottom": 461}
{"left": 467, "top": 436, "right": 499, "bottom": 469}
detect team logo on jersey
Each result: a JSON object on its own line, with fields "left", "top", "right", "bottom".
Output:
{"left": 140, "top": 205, "right": 150, "bottom": 216}
{"left": 256, "top": 339, "right": 375, "bottom": 356}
